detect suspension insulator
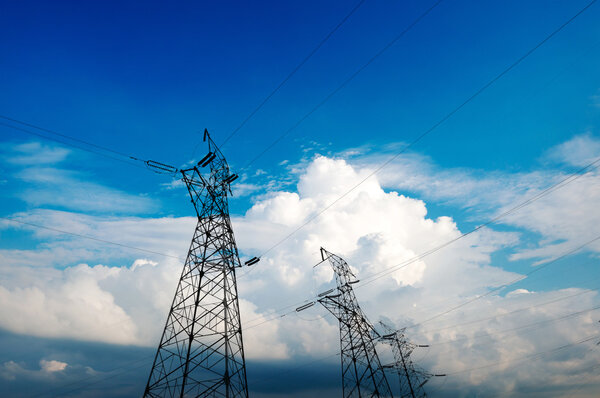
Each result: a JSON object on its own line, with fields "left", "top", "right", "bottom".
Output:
{"left": 244, "top": 257, "right": 260, "bottom": 266}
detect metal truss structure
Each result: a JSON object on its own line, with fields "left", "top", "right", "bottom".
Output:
{"left": 144, "top": 131, "right": 248, "bottom": 398}
{"left": 379, "top": 322, "right": 432, "bottom": 398}
{"left": 317, "top": 248, "right": 393, "bottom": 398}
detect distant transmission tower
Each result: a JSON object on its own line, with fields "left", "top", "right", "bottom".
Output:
{"left": 316, "top": 248, "right": 393, "bottom": 398}
{"left": 379, "top": 322, "right": 436, "bottom": 398}
{"left": 144, "top": 130, "right": 249, "bottom": 398}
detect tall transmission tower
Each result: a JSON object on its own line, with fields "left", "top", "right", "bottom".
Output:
{"left": 379, "top": 322, "right": 435, "bottom": 398}
{"left": 316, "top": 248, "right": 393, "bottom": 398}
{"left": 144, "top": 130, "right": 249, "bottom": 398}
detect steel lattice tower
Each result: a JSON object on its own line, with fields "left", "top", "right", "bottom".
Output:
{"left": 317, "top": 248, "right": 393, "bottom": 398}
{"left": 379, "top": 323, "right": 432, "bottom": 398}
{"left": 144, "top": 131, "right": 248, "bottom": 398}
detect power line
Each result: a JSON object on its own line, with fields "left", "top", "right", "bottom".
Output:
{"left": 403, "top": 255, "right": 600, "bottom": 323}
{"left": 391, "top": 257, "right": 600, "bottom": 333}
{"left": 2, "top": 2, "right": 593, "bottom": 380}
{"left": 243, "top": 297, "right": 600, "bottom": 394}
{"left": 3, "top": 144, "right": 597, "bottom": 334}
{"left": 0, "top": 122, "right": 146, "bottom": 169}
{"left": 240, "top": 150, "right": 599, "bottom": 287}
{"left": 444, "top": 332, "right": 600, "bottom": 376}
{"left": 4, "top": 0, "right": 597, "bottom": 273}
{"left": 220, "top": 0, "right": 368, "bottom": 147}
{"left": 33, "top": 355, "right": 151, "bottom": 398}
{"left": 0, "top": 216, "right": 184, "bottom": 261}
{"left": 0, "top": 115, "right": 135, "bottom": 159}
{"left": 241, "top": 216, "right": 600, "bottom": 333}
{"left": 428, "top": 303, "right": 600, "bottom": 349}
{"left": 356, "top": 156, "right": 600, "bottom": 288}
{"left": 5, "top": 0, "right": 596, "bottom": 292}
{"left": 6, "top": 141, "right": 594, "bottom": 290}
{"left": 0, "top": 118, "right": 183, "bottom": 175}
{"left": 0, "top": 214, "right": 264, "bottom": 281}
{"left": 240, "top": 0, "right": 444, "bottom": 171}
{"left": 406, "top": 234, "right": 600, "bottom": 329}
{"left": 48, "top": 300, "right": 600, "bottom": 397}
{"left": 32, "top": 285, "right": 319, "bottom": 397}
{"left": 242, "top": 232, "right": 600, "bottom": 337}
{"left": 32, "top": 258, "right": 599, "bottom": 397}
{"left": 419, "top": 286, "right": 598, "bottom": 335}
{"left": 12, "top": 144, "right": 587, "bottom": 361}
{"left": 254, "top": 0, "right": 598, "bottom": 258}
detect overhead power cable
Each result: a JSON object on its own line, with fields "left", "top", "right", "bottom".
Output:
{"left": 37, "top": 270, "right": 599, "bottom": 397}
{"left": 55, "top": 318, "right": 597, "bottom": 397}
{"left": 241, "top": 221, "right": 600, "bottom": 331}
{"left": 3, "top": 142, "right": 597, "bottom": 329}
{"left": 356, "top": 156, "right": 600, "bottom": 288}
{"left": 33, "top": 355, "right": 151, "bottom": 398}
{"left": 246, "top": 304, "right": 600, "bottom": 393}
{"left": 0, "top": 118, "right": 182, "bottom": 175}
{"left": 419, "top": 286, "right": 598, "bottom": 335}
{"left": 0, "top": 214, "right": 258, "bottom": 281}
{"left": 400, "top": 255, "right": 600, "bottom": 321}
{"left": 0, "top": 121, "right": 146, "bottom": 169}
{"left": 1, "top": 1, "right": 371, "bottom": 163}
{"left": 405, "top": 234, "right": 600, "bottom": 329}
{"left": 247, "top": 241, "right": 598, "bottom": 331}
{"left": 0, "top": 115, "right": 135, "bottom": 159}
{"left": 240, "top": 0, "right": 444, "bottom": 170}
{"left": 244, "top": 279, "right": 599, "bottom": 336}
{"left": 5, "top": 0, "right": 596, "bottom": 288}
{"left": 428, "top": 303, "right": 600, "bottom": 349}
{"left": 220, "top": 0, "right": 368, "bottom": 147}
{"left": 254, "top": 0, "right": 598, "bottom": 258}
{"left": 444, "top": 332, "right": 600, "bottom": 376}
{"left": 0, "top": 216, "right": 184, "bottom": 261}
{"left": 240, "top": 152, "right": 600, "bottom": 285}
{"left": 6, "top": 129, "right": 596, "bottom": 283}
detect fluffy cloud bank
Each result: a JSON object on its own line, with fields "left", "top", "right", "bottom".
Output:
{"left": 1, "top": 143, "right": 600, "bottom": 395}
{"left": 349, "top": 133, "right": 600, "bottom": 264}
{"left": 0, "top": 155, "right": 516, "bottom": 348}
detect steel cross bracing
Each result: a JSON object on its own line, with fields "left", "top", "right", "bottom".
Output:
{"left": 144, "top": 131, "right": 248, "bottom": 398}
{"left": 317, "top": 248, "right": 393, "bottom": 398}
{"left": 379, "top": 323, "right": 430, "bottom": 398}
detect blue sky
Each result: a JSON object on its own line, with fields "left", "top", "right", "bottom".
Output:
{"left": 2, "top": 0, "right": 600, "bottom": 397}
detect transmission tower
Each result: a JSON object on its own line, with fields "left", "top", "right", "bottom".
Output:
{"left": 379, "top": 322, "right": 433, "bottom": 398}
{"left": 144, "top": 130, "right": 249, "bottom": 398}
{"left": 316, "top": 247, "right": 393, "bottom": 398}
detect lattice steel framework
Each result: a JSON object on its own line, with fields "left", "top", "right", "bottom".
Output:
{"left": 144, "top": 132, "right": 248, "bottom": 398}
{"left": 317, "top": 248, "right": 393, "bottom": 398}
{"left": 380, "top": 323, "right": 430, "bottom": 398}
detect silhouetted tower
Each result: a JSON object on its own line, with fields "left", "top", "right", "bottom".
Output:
{"left": 379, "top": 322, "right": 433, "bottom": 398}
{"left": 144, "top": 131, "right": 248, "bottom": 398}
{"left": 317, "top": 248, "right": 393, "bottom": 398}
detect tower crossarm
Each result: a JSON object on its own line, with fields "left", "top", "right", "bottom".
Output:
{"left": 144, "top": 129, "right": 248, "bottom": 398}
{"left": 317, "top": 248, "right": 393, "bottom": 398}
{"left": 379, "top": 322, "right": 432, "bottom": 398}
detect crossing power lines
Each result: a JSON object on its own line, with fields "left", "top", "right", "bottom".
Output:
{"left": 2, "top": 0, "right": 596, "bottom": 273}
{"left": 1, "top": 1, "right": 599, "bottom": 396}
{"left": 253, "top": 0, "right": 599, "bottom": 259}
{"left": 220, "top": 0, "right": 368, "bottom": 147}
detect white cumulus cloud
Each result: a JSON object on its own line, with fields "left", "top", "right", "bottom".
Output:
{"left": 0, "top": 150, "right": 599, "bottom": 395}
